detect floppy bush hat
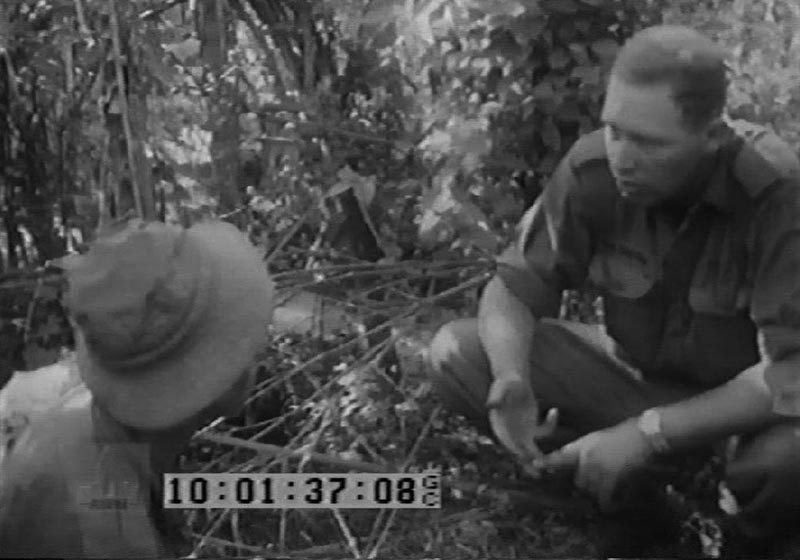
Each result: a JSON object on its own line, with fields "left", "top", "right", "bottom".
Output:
{"left": 60, "top": 219, "right": 274, "bottom": 430}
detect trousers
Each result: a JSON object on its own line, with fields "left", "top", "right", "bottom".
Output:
{"left": 427, "top": 317, "right": 800, "bottom": 538}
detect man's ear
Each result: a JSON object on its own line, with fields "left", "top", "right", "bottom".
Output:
{"left": 704, "top": 117, "right": 728, "bottom": 152}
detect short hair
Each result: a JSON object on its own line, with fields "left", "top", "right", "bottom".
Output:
{"left": 610, "top": 25, "right": 728, "bottom": 131}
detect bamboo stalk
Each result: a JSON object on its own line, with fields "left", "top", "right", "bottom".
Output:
{"left": 229, "top": 0, "right": 297, "bottom": 94}
{"left": 73, "top": 0, "right": 91, "bottom": 35}
{"left": 301, "top": 5, "right": 315, "bottom": 94}
{"left": 108, "top": 0, "right": 143, "bottom": 218}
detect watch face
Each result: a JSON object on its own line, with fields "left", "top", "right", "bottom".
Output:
{"left": 640, "top": 410, "right": 659, "bottom": 434}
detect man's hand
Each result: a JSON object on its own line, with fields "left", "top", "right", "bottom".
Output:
{"left": 532, "top": 419, "right": 655, "bottom": 511}
{"left": 486, "top": 376, "right": 558, "bottom": 464}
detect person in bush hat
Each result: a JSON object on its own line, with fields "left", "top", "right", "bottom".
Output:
{"left": 0, "top": 218, "right": 275, "bottom": 558}
{"left": 427, "top": 24, "right": 800, "bottom": 556}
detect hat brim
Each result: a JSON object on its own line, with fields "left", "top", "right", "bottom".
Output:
{"left": 76, "top": 222, "right": 274, "bottom": 430}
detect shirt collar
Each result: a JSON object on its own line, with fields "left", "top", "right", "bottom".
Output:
{"left": 702, "top": 129, "right": 784, "bottom": 215}
{"left": 701, "top": 149, "right": 732, "bottom": 214}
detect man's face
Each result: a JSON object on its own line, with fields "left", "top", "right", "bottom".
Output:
{"left": 600, "top": 76, "right": 718, "bottom": 206}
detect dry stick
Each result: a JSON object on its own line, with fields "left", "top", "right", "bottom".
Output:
{"left": 243, "top": 273, "right": 488, "bottom": 443}
{"left": 259, "top": 114, "right": 406, "bottom": 147}
{"left": 196, "top": 431, "right": 390, "bottom": 473}
{"left": 366, "top": 405, "right": 443, "bottom": 559}
{"left": 108, "top": 0, "right": 143, "bottom": 219}
{"left": 189, "top": 410, "right": 330, "bottom": 542}
{"left": 189, "top": 534, "right": 269, "bottom": 556}
{"left": 73, "top": 0, "right": 91, "bottom": 34}
{"left": 190, "top": 337, "right": 395, "bottom": 538}
{"left": 264, "top": 205, "right": 317, "bottom": 265}
{"left": 191, "top": 273, "right": 488, "bottom": 551}
{"left": 250, "top": 317, "right": 399, "bottom": 404}
{"left": 228, "top": 0, "right": 297, "bottom": 94}
{"left": 195, "top": 335, "right": 384, "bottom": 476}
{"left": 278, "top": 455, "right": 290, "bottom": 555}
{"left": 272, "top": 258, "right": 491, "bottom": 282}
{"left": 230, "top": 509, "right": 242, "bottom": 557}
{"left": 190, "top": 534, "right": 361, "bottom": 559}
{"left": 332, "top": 508, "right": 362, "bottom": 559}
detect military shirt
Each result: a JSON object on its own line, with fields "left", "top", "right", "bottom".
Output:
{"left": 0, "top": 382, "right": 185, "bottom": 558}
{"left": 496, "top": 125, "right": 800, "bottom": 416}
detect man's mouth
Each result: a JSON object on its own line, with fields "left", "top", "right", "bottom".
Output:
{"left": 618, "top": 180, "right": 643, "bottom": 197}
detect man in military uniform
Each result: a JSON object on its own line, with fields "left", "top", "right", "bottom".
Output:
{"left": 427, "top": 25, "right": 800, "bottom": 555}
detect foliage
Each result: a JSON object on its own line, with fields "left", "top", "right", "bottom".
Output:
{"left": 662, "top": 0, "right": 800, "bottom": 148}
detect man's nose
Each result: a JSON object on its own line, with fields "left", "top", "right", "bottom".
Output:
{"left": 613, "top": 140, "right": 638, "bottom": 173}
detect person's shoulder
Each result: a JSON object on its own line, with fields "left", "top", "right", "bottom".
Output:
{"left": 2, "top": 388, "right": 93, "bottom": 485}
{"left": 550, "top": 129, "right": 617, "bottom": 228}
{"left": 727, "top": 119, "right": 800, "bottom": 199}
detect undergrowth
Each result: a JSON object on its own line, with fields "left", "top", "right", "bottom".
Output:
{"left": 174, "top": 253, "right": 736, "bottom": 559}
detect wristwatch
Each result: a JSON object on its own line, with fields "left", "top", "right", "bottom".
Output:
{"left": 637, "top": 408, "right": 671, "bottom": 454}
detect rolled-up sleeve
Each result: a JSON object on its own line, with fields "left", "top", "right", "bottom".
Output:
{"left": 749, "top": 182, "right": 800, "bottom": 416}
{"left": 495, "top": 153, "right": 594, "bottom": 318}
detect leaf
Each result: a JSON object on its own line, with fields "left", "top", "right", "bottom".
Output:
{"left": 591, "top": 38, "right": 620, "bottom": 64}
{"left": 531, "top": 80, "right": 556, "bottom": 102}
{"left": 543, "top": 0, "right": 579, "bottom": 13}
{"left": 480, "top": 101, "right": 504, "bottom": 118}
{"left": 353, "top": 174, "right": 377, "bottom": 208}
{"left": 568, "top": 43, "right": 591, "bottom": 66}
{"left": 571, "top": 64, "right": 601, "bottom": 85}
{"left": 163, "top": 38, "right": 201, "bottom": 64}
{"left": 548, "top": 47, "right": 571, "bottom": 69}
{"left": 541, "top": 117, "right": 562, "bottom": 151}
{"left": 326, "top": 181, "right": 353, "bottom": 198}
{"left": 507, "top": 13, "right": 546, "bottom": 44}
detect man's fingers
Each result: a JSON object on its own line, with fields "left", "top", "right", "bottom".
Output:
{"left": 597, "top": 477, "right": 621, "bottom": 512}
{"left": 533, "top": 440, "right": 580, "bottom": 472}
{"left": 485, "top": 384, "right": 505, "bottom": 409}
{"left": 533, "top": 407, "right": 559, "bottom": 438}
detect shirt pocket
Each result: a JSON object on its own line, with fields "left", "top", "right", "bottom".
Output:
{"left": 689, "top": 226, "right": 751, "bottom": 317}
{"left": 589, "top": 244, "right": 655, "bottom": 299}
{"left": 689, "top": 280, "right": 750, "bottom": 317}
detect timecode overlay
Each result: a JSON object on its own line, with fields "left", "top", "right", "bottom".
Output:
{"left": 163, "top": 472, "right": 441, "bottom": 509}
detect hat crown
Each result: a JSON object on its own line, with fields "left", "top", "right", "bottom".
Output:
{"left": 66, "top": 220, "right": 212, "bottom": 369}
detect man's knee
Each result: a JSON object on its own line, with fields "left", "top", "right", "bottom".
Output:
{"left": 426, "top": 318, "right": 493, "bottom": 424}
{"left": 427, "top": 318, "right": 485, "bottom": 378}
{"left": 726, "top": 421, "right": 800, "bottom": 535}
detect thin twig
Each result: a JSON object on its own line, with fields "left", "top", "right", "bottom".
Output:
{"left": 139, "top": 0, "right": 188, "bottom": 20}
{"left": 230, "top": 510, "right": 242, "bottom": 557}
{"left": 195, "top": 433, "right": 392, "bottom": 473}
{"left": 332, "top": 509, "right": 362, "bottom": 559}
{"left": 366, "top": 405, "right": 442, "bottom": 558}
{"left": 73, "top": 0, "right": 91, "bottom": 34}
{"left": 240, "top": 273, "right": 487, "bottom": 445}
{"left": 229, "top": 0, "right": 297, "bottom": 94}
{"left": 264, "top": 205, "right": 316, "bottom": 264}
{"left": 272, "top": 258, "right": 491, "bottom": 282}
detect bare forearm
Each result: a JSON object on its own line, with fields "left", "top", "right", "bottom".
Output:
{"left": 477, "top": 276, "right": 536, "bottom": 380}
{"left": 659, "top": 365, "right": 782, "bottom": 450}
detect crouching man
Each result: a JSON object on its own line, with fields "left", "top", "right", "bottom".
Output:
{"left": 0, "top": 219, "right": 275, "bottom": 558}
{"left": 427, "top": 25, "right": 800, "bottom": 556}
